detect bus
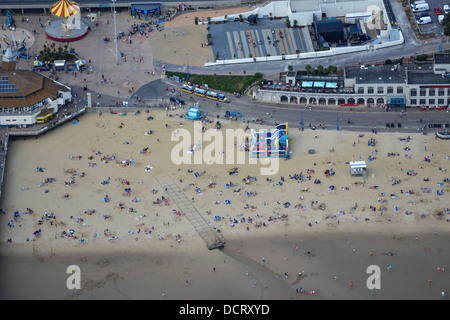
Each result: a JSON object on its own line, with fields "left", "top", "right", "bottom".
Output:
{"left": 35, "top": 109, "right": 54, "bottom": 124}
{"left": 206, "top": 90, "right": 219, "bottom": 100}
{"left": 181, "top": 84, "right": 194, "bottom": 93}
{"left": 218, "top": 94, "right": 230, "bottom": 103}
{"left": 194, "top": 87, "right": 207, "bottom": 97}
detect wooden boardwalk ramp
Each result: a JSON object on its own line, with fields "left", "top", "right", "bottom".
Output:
{"left": 156, "top": 176, "right": 225, "bottom": 250}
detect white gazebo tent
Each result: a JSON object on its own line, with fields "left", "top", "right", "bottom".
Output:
{"left": 349, "top": 161, "right": 367, "bottom": 176}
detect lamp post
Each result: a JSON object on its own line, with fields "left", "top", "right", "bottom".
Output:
{"left": 112, "top": 0, "right": 119, "bottom": 65}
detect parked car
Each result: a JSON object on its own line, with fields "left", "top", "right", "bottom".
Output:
{"left": 417, "top": 16, "right": 432, "bottom": 24}
{"left": 434, "top": 7, "right": 442, "bottom": 15}
{"left": 439, "top": 14, "right": 445, "bottom": 24}
{"left": 444, "top": 4, "right": 450, "bottom": 14}
{"left": 170, "top": 96, "right": 185, "bottom": 105}
{"left": 412, "top": 2, "right": 429, "bottom": 12}
{"left": 415, "top": 12, "right": 430, "bottom": 19}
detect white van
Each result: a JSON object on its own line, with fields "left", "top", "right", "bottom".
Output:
{"left": 411, "top": 0, "right": 427, "bottom": 8}
{"left": 412, "top": 2, "right": 429, "bottom": 13}
{"left": 417, "top": 16, "right": 432, "bottom": 24}
{"left": 411, "top": 0, "right": 427, "bottom": 7}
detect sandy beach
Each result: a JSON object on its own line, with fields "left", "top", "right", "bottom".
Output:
{"left": 0, "top": 109, "right": 449, "bottom": 300}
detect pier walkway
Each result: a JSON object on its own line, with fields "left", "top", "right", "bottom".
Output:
{"left": 156, "top": 175, "right": 225, "bottom": 250}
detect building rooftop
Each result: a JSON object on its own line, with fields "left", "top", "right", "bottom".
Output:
{"left": 407, "top": 71, "right": 450, "bottom": 85}
{"left": 345, "top": 64, "right": 407, "bottom": 84}
{"left": 290, "top": 0, "right": 323, "bottom": 12}
{"left": 0, "top": 69, "right": 70, "bottom": 108}
{"left": 434, "top": 53, "right": 450, "bottom": 65}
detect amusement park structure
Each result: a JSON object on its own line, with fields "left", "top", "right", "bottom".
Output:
{"left": 2, "top": 33, "right": 31, "bottom": 62}
{"left": 249, "top": 123, "right": 289, "bottom": 158}
{"left": 44, "top": 0, "right": 97, "bottom": 42}
{"left": 184, "top": 103, "right": 206, "bottom": 120}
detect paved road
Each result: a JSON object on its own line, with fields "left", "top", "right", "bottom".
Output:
{"left": 131, "top": 78, "right": 449, "bottom": 135}
{"left": 0, "top": 0, "right": 196, "bottom": 7}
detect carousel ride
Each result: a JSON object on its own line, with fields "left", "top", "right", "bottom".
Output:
{"left": 44, "top": 0, "right": 92, "bottom": 42}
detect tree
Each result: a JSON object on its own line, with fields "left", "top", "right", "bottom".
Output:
{"left": 416, "top": 54, "right": 429, "bottom": 61}
{"left": 305, "top": 64, "right": 313, "bottom": 74}
{"left": 328, "top": 65, "right": 337, "bottom": 74}
{"left": 442, "top": 13, "right": 450, "bottom": 36}
{"left": 287, "top": 65, "right": 294, "bottom": 72}
{"left": 316, "top": 65, "right": 324, "bottom": 75}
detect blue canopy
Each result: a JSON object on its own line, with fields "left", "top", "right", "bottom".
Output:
{"left": 313, "top": 82, "right": 325, "bottom": 88}
{"left": 326, "top": 82, "right": 338, "bottom": 88}
{"left": 302, "top": 81, "right": 313, "bottom": 88}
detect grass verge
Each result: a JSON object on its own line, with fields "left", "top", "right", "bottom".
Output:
{"left": 166, "top": 71, "right": 265, "bottom": 94}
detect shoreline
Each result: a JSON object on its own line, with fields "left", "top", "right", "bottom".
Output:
{"left": 1, "top": 225, "right": 449, "bottom": 300}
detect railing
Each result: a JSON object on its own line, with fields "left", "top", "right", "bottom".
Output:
{"left": 8, "top": 108, "right": 86, "bottom": 137}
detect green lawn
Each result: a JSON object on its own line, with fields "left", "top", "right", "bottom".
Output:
{"left": 166, "top": 71, "right": 264, "bottom": 95}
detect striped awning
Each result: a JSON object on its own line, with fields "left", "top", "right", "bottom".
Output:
{"left": 50, "top": 0, "right": 80, "bottom": 18}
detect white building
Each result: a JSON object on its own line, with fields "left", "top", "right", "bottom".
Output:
{"left": 258, "top": 54, "right": 450, "bottom": 108}
{"left": 0, "top": 63, "right": 72, "bottom": 126}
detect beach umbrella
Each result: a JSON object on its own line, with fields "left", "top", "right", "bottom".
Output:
{"left": 75, "top": 59, "right": 86, "bottom": 66}
{"left": 50, "top": 0, "right": 80, "bottom": 18}
{"left": 33, "top": 60, "right": 43, "bottom": 67}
